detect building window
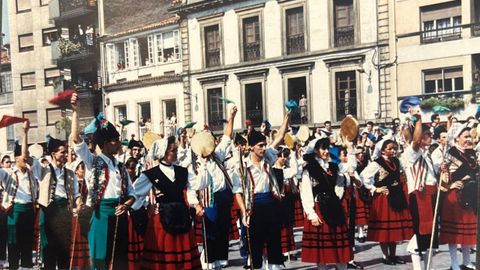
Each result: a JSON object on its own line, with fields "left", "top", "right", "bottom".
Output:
{"left": 244, "top": 83, "right": 264, "bottom": 126}
{"left": 1, "top": 71, "right": 12, "bottom": 93}
{"left": 21, "top": 72, "right": 36, "bottom": 90}
{"left": 162, "top": 99, "right": 177, "bottom": 136}
{"left": 287, "top": 77, "right": 308, "bottom": 124}
{"left": 46, "top": 108, "right": 62, "bottom": 126}
{"left": 242, "top": 16, "right": 261, "bottom": 61}
{"left": 138, "top": 102, "right": 151, "bottom": 138}
{"left": 204, "top": 25, "right": 221, "bottom": 68}
{"left": 19, "top": 34, "right": 34, "bottom": 52}
{"left": 334, "top": 0, "right": 355, "bottom": 47}
{"left": 423, "top": 67, "right": 463, "bottom": 93}
{"left": 42, "top": 28, "right": 58, "bottom": 46}
{"left": 421, "top": 1, "right": 461, "bottom": 43}
{"left": 40, "top": 0, "right": 50, "bottom": 6}
{"left": 335, "top": 71, "right": 357, "bottom": 120}
{"left": 23, "top": 111, "right": 38, "bottom": 127}
{"left": 285, "top": 7, "right": 305, "bottom": 55}
{"left": 114, "top": 105, "right": 127, "bottom": 124}
{"left": 16, "top": 0, "right": 31, "bottom": 13}
{"left": 44, "top": 68, "right": 61, "bottom": 86}
{"left": 207, "top": 88, "right": 224, "bottom": 130}
{"left": 106, "top": 30, "right": 180, "bottom": 72}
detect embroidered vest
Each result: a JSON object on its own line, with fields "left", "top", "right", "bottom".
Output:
{"left": 38, "top": 165, "right": 76, "bottom": 208}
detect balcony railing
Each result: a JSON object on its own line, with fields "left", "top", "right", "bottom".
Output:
{"left": 59, "top": 0, "right": 96, "bottom": 18}
{"left": 244, "top": 42, "right": 261, "bottom": 61}
{"left": 335, "top": 25, "right": 355, "bottom": 47}
{"left": 245, "top": 109, "right": 263, "bottom": 126}
{"left": 206, "top": 48, "right": 220, "bottom": 68}
{"left": 336, "top": 97, "right": 357, "bottom": 121}
{"left": 0, "top": 92, "right": 13, "bottom": 106}
{"left": 286, "top": 34, "right": 305, "bottom": 55}
{"left": 53, "top": 38, "right": 96, "bottom": 64}
{"left": 421, "top": 26, "right": 462, "bottom": 44}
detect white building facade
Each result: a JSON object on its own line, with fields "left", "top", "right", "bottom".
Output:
{"left": 174, "top": 0, "right": 393, "bottom": 132}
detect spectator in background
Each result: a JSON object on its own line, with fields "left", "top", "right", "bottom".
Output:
{"left": 299, "top": 95, "right": 308, "bottom": 124}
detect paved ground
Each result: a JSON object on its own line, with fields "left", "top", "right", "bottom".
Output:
{"left": 223, "top": 228, "right": 476, "bottom": 270}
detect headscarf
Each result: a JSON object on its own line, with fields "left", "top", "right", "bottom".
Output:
{"left": 147, "top": 138, "right": 169, "bottom": 161}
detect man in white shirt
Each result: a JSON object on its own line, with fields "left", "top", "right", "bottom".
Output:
{"left": 190, "top": 106, "right": 237, "bottom": 269}
{"left": 1, "top": 120, "right": 40, "bottom": 270}
{"left": 232, "top": 112, "right": 290, "bottom": 270}
{"left": 71, "top": 93, "right": 135, "bottom": 270}
{"left": 38, "top": 136, "right": 81, "bottom": 270}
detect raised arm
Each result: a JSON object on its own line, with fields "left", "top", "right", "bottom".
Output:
{"left": 411, "top": 110, "right": 422, "bottom": 152}
{"left": 223, "top": 106, "right": 238, "bottom": 139}
{"left": 21, "top": 120, "right": 29, "bottom": 159}
{"left": 70, "top": 92, "right": 81, "bottom": 144}
{"left": 270, "top": 112, "right": 290, "bottom": 149}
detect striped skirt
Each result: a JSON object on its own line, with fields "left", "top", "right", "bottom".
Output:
{"left": 440, "top": 190, "right": 477, "bottom": 245}
{"left": 70, "top": 216, "right": 90, "bottom": 268}
{"left": 142, "top": 213, "right": 201, "bottom": 270}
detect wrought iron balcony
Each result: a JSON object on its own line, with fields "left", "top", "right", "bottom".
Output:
{"left": 206, "top": 48, "right": 220, "bottom": 68}
{"left": 334, "top": 25, "right": 355, "bottom": 47}
{"left": 286, "top": 34, "right": 305, "bottom": 55}
{"left": 243, "top": 42, "right": 261, "bottom": 62}
{"left": 52, "top": 38, "right": 97, "bottom": 65}
{"left": 336, "top": 97, "right": 357, "bottom": 121}
{"left": 421, "top": 26, "right": 462, "bottom": 44}
{"left": 245, "top": 109, "right": 263, "bottom": 126}
{"left": 0, "top": 92, "right": 13, "bottom": 106}
{"left": 56, "top": 0, "right": 97, "bottom": 22}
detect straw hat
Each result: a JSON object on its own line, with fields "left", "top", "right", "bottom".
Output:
{"left": 191, "top": 132, "right": 216, "bottom": 157}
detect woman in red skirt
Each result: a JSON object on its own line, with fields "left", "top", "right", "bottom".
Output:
{"left": 440, "top": 126, "right": 478, "bottom": 270}
{"left": 300, "top": 138, "right": 352, "bottom": 270}
{"left": 71, "top": 162, "right": 90, "bottom": 269}
{"left": 132, "top": 137, "right": 201, "bottom": 270}
{"left": 354, "top": 146, "right": 370, "bottom": 242}
{"left": 360, "top": 139, "right": 413, "bottom": 265}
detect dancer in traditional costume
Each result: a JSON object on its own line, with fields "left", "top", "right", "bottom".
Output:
{"left": 353, "top": 145, "right": 370, "bottom": 243}
{"left": 1, "top": 120, "right": 40, "bottom": 270}
{"left": 232, "top": 112, "right": 290, "bottom": 270}
{"left": 300, "top": 138, "right": 352, "bottom": 270}
{"left": 402, "top": 113, "right": 441, "bottom": 270}
{"left": 440, "top": 123, "right": 478, "bottom": 270}
{"left": 132, "top": 136, "right": 201, "bottom": 270}
{"left": 71, "top": 93, "right": 136, "bottom": 270}
{"left": 189, "top": 106, "right": 237, "bottom": 269}
{"left": 272, "top": 147, "right": 298, "bottom": 259}
{"left": 38, "top": 136, "right": 81, "bottom": 270}
{"left": 360, "top": 139, "right": 413, "bottom": 265}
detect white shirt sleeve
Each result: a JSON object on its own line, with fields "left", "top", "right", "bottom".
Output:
{"left": 231, "top": 168, "right": 243, "bottom": 194}
{"left": 300, "top": 170, "right": 318, "bottom": 221}
{"left": 74, "top": 141, "right": 94, "bottom": 170}
{"left": 360, "top": 162, "right": 381, "bottom": 193}
{"left": 186, "top": 168, "right": 200, "bottom": 206}
{"left": 214, "top": 135, "right": 232, "bottom": 162}
{"left": 131, "top": 173, "right": 153, "bottom": 210}
{"left": 283, "top": 157, "right": 299, "bottom": 180}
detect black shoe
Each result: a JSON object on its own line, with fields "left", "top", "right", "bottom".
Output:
{"left": 391, "top": 256, "right": 406, "bottom": 264}
{"left": 347, "top": 261, "right": 364, "bottom": 269}
{"left": 358, "top": 237, "right": 366, "bottom": 243}
{"left": 461, "top": 265, "right": 475, "bottom": 270}
{"left": 382, "top": 258, "right": 395, "bottom": 265}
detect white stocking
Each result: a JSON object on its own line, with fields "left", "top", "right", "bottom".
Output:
{"left": 461, "top": 245, "right": 473, "bottom": 266}
{"left": 449, "top": 244, "right": 460, "bottom": 270}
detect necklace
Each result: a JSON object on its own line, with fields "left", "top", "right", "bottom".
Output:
{"left": 383, "top": 157, "right": 397, "bottom": 171}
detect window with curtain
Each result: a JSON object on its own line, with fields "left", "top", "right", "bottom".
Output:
{"left": 242, "top": 16, "right": 261, "bottom": 61}
{"left": 421, "top": 0, "right": 462, "bottom": 43}
{"left": 204, "top": 25, "right": 221, "bottom": 67}
{"left": 285, "top": 7, "right": 305, "bottom": 54}
{"left": 423, "top": 67, "right": 463, "bottom": 93}
{"left": 19, "top": 34, "right": 34, "bottom": 52}
{"left": 334, "top": 0, "right": 355, "bottom": 47}
{"left": 21, "top": 72, "right": 36, "bottom": 90}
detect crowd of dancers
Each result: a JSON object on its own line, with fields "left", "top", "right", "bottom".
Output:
{"left": 0, "top": 92, "right": 478, "bottom": 270}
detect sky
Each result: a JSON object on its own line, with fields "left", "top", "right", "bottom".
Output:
{"left": 2, "top": 0, "right": 8, "bottom": 44}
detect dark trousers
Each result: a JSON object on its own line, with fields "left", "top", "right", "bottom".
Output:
{"left": 0, "top": 211, "right": 7, "bottom": 260}
{"left": 103, "top": 214, "right": 129, "bottom": 270}
{"left": 7, "top": 207, "right": 34, "bottom": 270}
{"left": 42, "top": 202, "right": 72, "bottom": 270}
{"left": 250, "top": 201, "right": 283, "bottom": 269}
{"left": 204, "top": 189, "right": 232, "bottom": 263}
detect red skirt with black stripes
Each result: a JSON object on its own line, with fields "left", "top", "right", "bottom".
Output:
{"left": 128, "top": 214, "right": 144, "bottom": 270}
{"left": 70, "top": 217, "right": 90, "bottom": 268}
{"left": 301, "top": 204, "right": 353, "bottom": 264}
{"left": 367, "top": 193, "right": 413, "bottom": 243}
{"left": 142, "top": 213, "right": 201, "bottom": 270}
{"left": 440, "top": 190, "right": 477, "bottom": 245}
{"left": 354, "top": 188, "right": 370, "bottom": 226}
{"left": 280, "top": 226, "right": 295, "bottom": 253}
{"left": 293, "top": 196, "right": 304, "bottom": 228}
